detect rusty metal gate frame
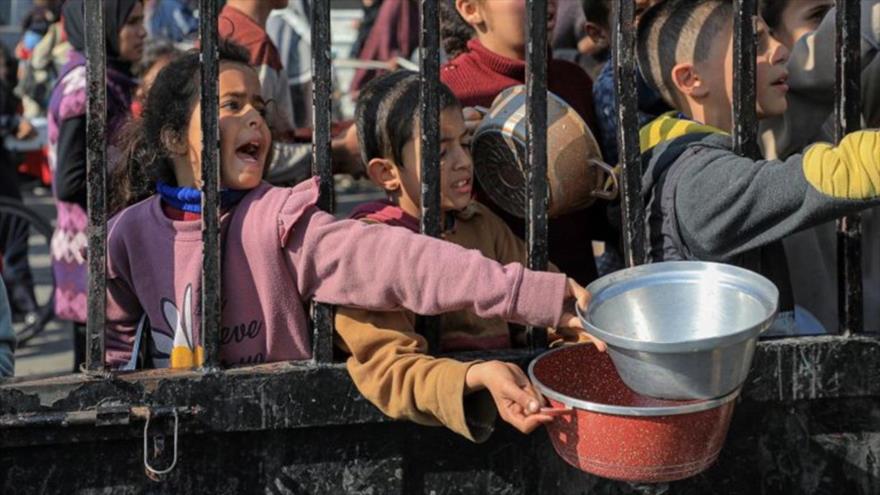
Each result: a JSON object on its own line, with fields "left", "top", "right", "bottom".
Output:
{"left": 0, "top": 0, "right": 871, "bottom": 437}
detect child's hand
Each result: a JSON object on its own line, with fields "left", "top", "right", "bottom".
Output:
{"left": 557, "top": 278, "right": 607, "bottom": 352}
{"left": 465, "top": 360, "right": 554, "bottom": 434}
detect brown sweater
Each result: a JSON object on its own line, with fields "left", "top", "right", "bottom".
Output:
{"left": 335, "top": 201, "right": 581, "bottom": 442}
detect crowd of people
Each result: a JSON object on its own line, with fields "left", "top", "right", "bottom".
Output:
{"left": 0, "top": 0, "right": 879, "bottom": 444}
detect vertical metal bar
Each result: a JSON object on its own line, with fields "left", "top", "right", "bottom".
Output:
{"left": 416, "top": 0, "right": 442, "bottom": 354}
{"left": 732, "top": 0, "right": 759, "bottom": 158}
{"left": 199, "top": 0, "right": 221, "bottom": 369}
{"left": 84, "top": 0, "right": 107, "bottom": 372}
{"left": 835, "top": 0, "right": 862, "bottom": 336}
{"left": 311, "top": 0, "right": 335, "bottom": 363}
{"left": 526, "top": 0, "right": 549, "bottom": 350}
{"left": 613, "top": 0, "right": 646, "bottom": 267}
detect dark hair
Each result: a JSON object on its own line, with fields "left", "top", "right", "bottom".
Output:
{"left": 440, "top": 0, "right": 476, "bottom": 59}
{"left": 581, "top": 0, "right": 611, "bottom": 28}
{"left": 355, "top": 70, "right": 460, "bottom": 170}
{"left": 110, "top": 40, "right": 256, "bottom": 214}
{"left": 759, "top": 0, "right": 791, "bottom": 31}
{"left": 637, "top": 0, "right": 733, "bottom": 107}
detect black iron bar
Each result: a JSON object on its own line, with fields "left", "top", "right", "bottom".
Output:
{"left": 613, "top": 0, "right": 646, "bottom": 267}
{"left": 311, "top": 0, "right": 335, "bottom": 363}
{"left": 199, "top": 0, "right": 221, "bottom": 369}
{"left": 417, "top": 0, "right": 441, "bottom": 354}
{"left": 526, "top": 0, "right": 549, "bottom": 350}
{"left": 732, "top": 0, "right": 759, "bottom": 158}
{"left": 84, "top": 0, "right": 107, "bottom": 372}
{"left": 835, "top": 0, "right": 863, "bottom": 336}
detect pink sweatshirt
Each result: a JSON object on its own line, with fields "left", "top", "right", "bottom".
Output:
{"left": 105, "top": 178, "right": 567, "bottom": 369}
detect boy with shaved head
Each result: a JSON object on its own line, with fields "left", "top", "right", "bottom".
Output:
{"left": 637, "top": 0, "right": 880, "bottom": 334}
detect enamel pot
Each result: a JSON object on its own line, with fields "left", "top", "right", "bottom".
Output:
{"left": 470, "top": 85, "right": 617, "bottom": 219}
{"left": 528, "top": 344, "right": 738, "bottom": 483}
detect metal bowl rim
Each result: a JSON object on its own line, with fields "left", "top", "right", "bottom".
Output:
{"left": 528, "top": 345, "right": 741, "bottom": 416}
{"left": 579, "top": 261, "right": 780, "bottom": 353}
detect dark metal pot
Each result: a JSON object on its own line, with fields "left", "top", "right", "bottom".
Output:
{"left": 470, "top": 85, "right": 616, "bottom": 219}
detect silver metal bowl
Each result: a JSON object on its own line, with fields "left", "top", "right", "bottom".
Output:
{"left": 578, "top": 261, "right": 779, "bottom": 400}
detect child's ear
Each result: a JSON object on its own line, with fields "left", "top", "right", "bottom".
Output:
{"left": 366, "top": 158, "right": 402, "bottom": 192}
{"left": 584, "top": 22, "right": 608, "bottom": 47}
{"left": 455, "top": 0, "right": 484, "bottom": 28}
{"left": 160, "top": 127, "right": 188, "bottom": 156}
{"left": 671, "top": 63, "right": 708, "bottom": 99}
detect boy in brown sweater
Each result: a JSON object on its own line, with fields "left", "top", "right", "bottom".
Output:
{"left": 335, "top": 71, "right": 603, "bottom": 442}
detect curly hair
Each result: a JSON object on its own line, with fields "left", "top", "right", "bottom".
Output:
{"left": 440, "top": 0, "right": 476, "bottom": 59}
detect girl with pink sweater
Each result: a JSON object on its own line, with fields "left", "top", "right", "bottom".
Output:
{"left": 104, "top": 41, "right": 595, "bottom": 373}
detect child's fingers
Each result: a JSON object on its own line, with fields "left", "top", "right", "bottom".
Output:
{"left": 503, "top": 383, "right": 541, "bottom": 415}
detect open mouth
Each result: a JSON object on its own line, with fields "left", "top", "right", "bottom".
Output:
{"left": 235, "top": 141, "right": 262, "bottom": 163}
{"left": 451, "top": 178, "right": 472, "bottom": 194}
{"left": 771, "top": 73, "right": 789, "bottom": 89}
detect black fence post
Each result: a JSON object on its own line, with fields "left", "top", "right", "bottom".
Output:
{"left": 835, "top": 0, "right": 863, "bottom": 336}
{"left": 311, "top": 0, "right": 336, "bottom": 363}
{"left": 526, "top": 0, "right": 549, "bottom": 350}
{"left": 417, "top": 0, "right": 442, "bottom": 354}
{"left": 199, "top": 0, "right": 222, "bottom": 370}
{"left": 84, "top": 0, "right": 107, "bottom": 372}
{"left": 613, "top": 0, "right": 646, "bottom": 267}
{"left": 732, "top": 0, "right": 759, "bottom": 158}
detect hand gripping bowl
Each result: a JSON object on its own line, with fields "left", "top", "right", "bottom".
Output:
{"left": 577, "top": 261, "right": 779, "bottom": 400}
{"left": 529, "top": 344, "right": 739, "bottom": 483}
{"left": 470, "top": 85, "right": 617, "bottom": 219}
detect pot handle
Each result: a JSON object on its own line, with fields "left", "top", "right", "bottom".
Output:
{"left": 588, "top": 159, "right": 619, "bottom": 201}
{"left": 539, "top": 406, "right": 574, "bottom": 417}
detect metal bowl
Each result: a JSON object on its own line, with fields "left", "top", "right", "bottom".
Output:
{"left": 578, "top": 261, "right": 779, "bottom": 400}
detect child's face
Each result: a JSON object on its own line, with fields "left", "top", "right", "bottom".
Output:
{"left": 118, "top": 2, "right": 146, "bottom": 63}
{"left": 458, "top": 0, "right": 557, "bottom": 58}
{"left": 772, "top": 0, "right": 832, "bottom": 49}
{"left": 184, "top": 62, "right": 271, "bottom": 190}
{"left": 694, "top": 17, "right": 790, "bottom": 126}
{"left": 396, "top": 107, "right": 475, "bottom": 217}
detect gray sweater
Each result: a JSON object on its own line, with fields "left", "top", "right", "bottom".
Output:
{"left": 641, "top": 114, "right": 880, "bottom": 316}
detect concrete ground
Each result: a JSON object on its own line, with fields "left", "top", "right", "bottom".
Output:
{"left": 13, "top": 178, "right": 382, "bottom": 379}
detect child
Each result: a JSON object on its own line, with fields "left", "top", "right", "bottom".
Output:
{"left": 104, "top": 41, "right": 597, "bottom": 371}
{"left": 439, "top": 0, "right": 611, "bottom": 287}
{"left": 585, "top": 0, "right": 670, "bottom": 166}
{"left": 759, "top": 0, "right": 880, "bottom": 332}
{"left": 335, "top": 71, "right": 603, "bottom": 442}
{"left": 636, "top": 0, "right": 880, "bottom": 335}
{"left": 219, "top": 0, "right": 361, "bottom": 184}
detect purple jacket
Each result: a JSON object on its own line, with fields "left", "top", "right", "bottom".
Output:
{"left": 48, "top": 51, "right": 136, "bottom": 323}
{"left": 105, "top": 179, "right": 567, "bottom": 369}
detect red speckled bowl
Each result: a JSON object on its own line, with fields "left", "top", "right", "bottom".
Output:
{"left": 528, "top": 344, "right": 738, "bottom": 483}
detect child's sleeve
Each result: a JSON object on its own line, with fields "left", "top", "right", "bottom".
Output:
{"left": 285, "top": 208, "right": 567, "bottom": 328}
{"left": 674, "top": 131, "right": 880, "bottom": 260}
{"left": 335, "top": 307, "right": 496, "bottom": 443}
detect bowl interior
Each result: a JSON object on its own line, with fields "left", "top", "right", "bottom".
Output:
{"left": 532, "top": 345, "right": 702, "bottom": 409}
{"left": 588, "top": 267, "right": 777, "bottom": 345}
